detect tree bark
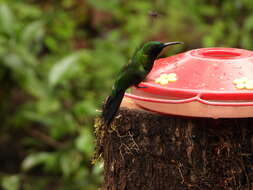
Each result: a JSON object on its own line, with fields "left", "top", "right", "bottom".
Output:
{"left": 96, "top": 98, "right": 253, "bottom": 190}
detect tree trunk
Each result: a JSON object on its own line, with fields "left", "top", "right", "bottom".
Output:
{"left": 96, "top": 98, "right": 253, "bottom": 190}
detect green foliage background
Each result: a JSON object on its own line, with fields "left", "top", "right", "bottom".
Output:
{"left": 0, "top": 0, "right": 253, "bottom": 189}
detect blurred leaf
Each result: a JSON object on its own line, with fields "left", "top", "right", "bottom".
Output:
{"left": 22, "top": 152, "right": 56, "bottom": 171}
{"left": 24, "top": 71, "right": 48, "bottom": 98}
{"left": 49, "top": 113, "right": 76, "bottom": 139}
{"left": 87, "top": 0, "right": 120, "bottom": 11}
{"left": 60, "top": 150, "right": 82, "bottom": 177}
{"left": 21, "top": 20, "right": 45, "bottom": 51}
{"left": 73, "top": 100, "right": 98, "bottom": 117}
{"left": 2, "top": 53, "right": 23, "bottom": 72}
{"left": 45, "top": 36, "right": 58, "bottom": 52}
{"left": 92, "top": 161, "right": 103, "bottom": 176}
{"left": 75, "top": 128, "right": 94, "bottom": 157}
{"left": 48, "top": 52, "right": 82, "bottom": 87}
{"left": 0, "top": 3, "right": 15, "bottom": 35}
{"left": 62, "top": 0, "right": 75, "bottom": 8}
{"left": 50, "top": 12, "right": 75, "bottom": 40}
{"left": 35, "top": 98, "right": 60, "bottom": 114}
{"left": 1, "top": 175, "right": 20, "bottom": 190}
{"left": 12, "top": 45, "right": 39, "bottom": 66}
{"left": 13, "top": 2, "right": 42, "bottom": 19}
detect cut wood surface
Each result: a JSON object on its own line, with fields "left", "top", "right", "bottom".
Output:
{"left": 96, "top": 97, "right": 253, "bottom": 190}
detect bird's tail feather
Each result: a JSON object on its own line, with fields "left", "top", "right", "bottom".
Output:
{"left": 102, "top": 91, "right": 125, "bottom": 126}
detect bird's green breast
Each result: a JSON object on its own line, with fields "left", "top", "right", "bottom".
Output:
{"left": 111, "top": 47, "right": 156, "bottom": 97}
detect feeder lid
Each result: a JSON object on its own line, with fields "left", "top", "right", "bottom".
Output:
{"left": 139, "top": 47, "right": 253, "bottom": 100}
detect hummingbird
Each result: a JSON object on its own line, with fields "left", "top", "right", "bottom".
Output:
{"left": 102, "top": 41, "right": 183, "bottom": 126}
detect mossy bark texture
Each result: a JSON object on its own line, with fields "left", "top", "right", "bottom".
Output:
{"left": 97, "top": 105, "right": 253, "bottom": 190}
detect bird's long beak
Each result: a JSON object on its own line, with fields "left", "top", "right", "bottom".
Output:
{"left": 163, "top": 41, "right": 184, "bottom": 47}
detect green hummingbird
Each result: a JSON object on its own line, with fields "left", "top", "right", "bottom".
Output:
{"left": 102, "top": 41, "right": 183, "bottom": 126}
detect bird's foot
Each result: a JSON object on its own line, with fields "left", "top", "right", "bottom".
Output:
{"left": 135, "top": 84, "right": 148, "bottom": 89}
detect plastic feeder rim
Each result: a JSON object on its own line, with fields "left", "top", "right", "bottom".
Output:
{"left": 125, "top": 48, "right": 253, "bottom": 118}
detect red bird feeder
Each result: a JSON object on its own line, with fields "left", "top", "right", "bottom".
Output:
{"left": 126, "top": 47, "right": 253, "bottom": 118}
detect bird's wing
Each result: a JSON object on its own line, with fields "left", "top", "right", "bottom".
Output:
{"left": 113, "top": 66, "right": 142, "bottom": 93}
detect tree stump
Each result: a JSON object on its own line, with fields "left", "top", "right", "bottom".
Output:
{"left": 95, "top": 98, "right": 253, "bottom": 190}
